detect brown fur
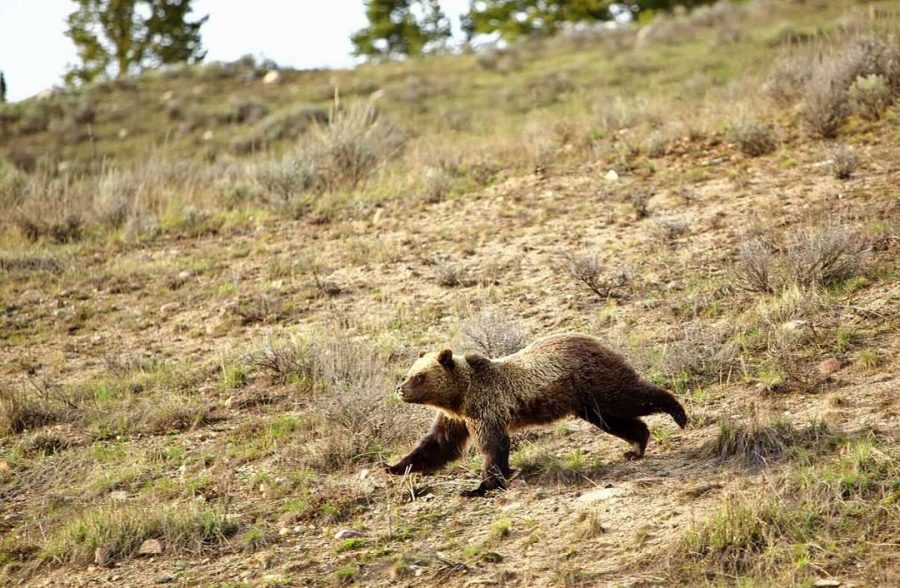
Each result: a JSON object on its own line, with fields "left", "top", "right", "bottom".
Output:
{"left": 386, "top": 333, "right": 687, "bottom": 496}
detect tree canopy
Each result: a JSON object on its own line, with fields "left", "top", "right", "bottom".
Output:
{"left": 65, "top": 0, "right": 208, "bottom": 84}
{"left": 462, "top": 0, "right": 715, "bottom": 40}
{"left": 352, "top": 0, "right": 452, "bottom": 59}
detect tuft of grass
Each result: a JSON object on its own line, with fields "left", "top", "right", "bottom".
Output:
{"left": 574, "top": 510, "right": 605, "bottom": 539}
{"left": 40, "top": 501, "right": 236, "bottom": 565}
{"left": 855, "top": 349, "right": 880, "bottom": 371}
{"left": 460, "top": 308, "right": 528, "bottom": 358}
{"left": 336, "top": 538, "right": 365, "bottom": 552}
{"left": 704, "top": 416, "right": 828, "bottom": 467}
{"left": 490, "top": 518, "right": 512, "bottom": 540}
{"left": 333, "top": 564, "right": 361, "bottom": 584}
{"left": 0, "top": 385, "right": 67, "bottom": 435}
{"left": 515, "top": 445, "right": 603, "bottom": 486}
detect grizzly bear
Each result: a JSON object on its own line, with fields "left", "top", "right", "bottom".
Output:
{"left": 385, "top": 333, "right": 687, "bottom": 497}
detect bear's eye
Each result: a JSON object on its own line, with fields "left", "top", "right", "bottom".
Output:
{"left": 413, "top": 374, "right": 425, "bottom": 384}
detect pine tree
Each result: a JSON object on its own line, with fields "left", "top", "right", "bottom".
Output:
{"left": 352, "top": 0, "right": 451, "bottom": 59}
{"left": 64, "top": 0, "right": 207, "bottom": 84}
{"left": 0, "top": 72, "right": 7, "bottom": 104}
{"left": 462, "top": 0, "right": 714, "bottom": 40}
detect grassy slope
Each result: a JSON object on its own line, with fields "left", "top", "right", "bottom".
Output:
{"left": 1, "top": 0, "right": 899, "bottom": 586}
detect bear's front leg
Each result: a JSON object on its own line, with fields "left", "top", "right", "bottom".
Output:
{"left": 385, "top": 414, "right": 469, "bottom": 475}
{"left": 461, "top": 423, "right": 511, "bottom": 497}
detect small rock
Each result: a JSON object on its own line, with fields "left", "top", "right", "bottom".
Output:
{"left": 334, "top": 528, "right": 364, "bottom": 539}
{"left": 177, "top": 270, "right": 191, "bottom": 280}
{"left": 117, "top": 128, "right": 129, "bottom": 140}
{"left": 160, "top": 302, "right": 181, "bottom": 315}
{"left": 202, "top": 130, "right": 213, "bottom": 142}
{"left": 577, "top": 486, "right": 623, "bottom": 504}
{"left": 156, "top": 574, "right": 175, "bottom": 585}
{"left": 813, "top": 580, "right": 841, "bottom": 587}
{"left": 109, "top": 490, "right": 129, "bottom": 501}
{"left": 510, "top": 479, "right": 528, "bottom": 488}
{"left": 818, "top": 358, "right": 842, "bottom": 377}
{"left": 359, "top": 468, "right": 370, "bottom": 480}
{"left": 262, "top": 70, "right": 281, "bottom": 84}
{"left": 94, "top": 546, "right": 114, "bottom": 568}
{"left": 278, "top": 527, "right": 291, "bottom": 537}
{"left": 138, "top": 539, "right": 164, "bottom": 556}
{"left": 604, "top": 169, "right": 619, "bottom": 181}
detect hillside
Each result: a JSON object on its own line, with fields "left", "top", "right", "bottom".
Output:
{"left": 1, "top": 1, "right": 899, "bottom": 586}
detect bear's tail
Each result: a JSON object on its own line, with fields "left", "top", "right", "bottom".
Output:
{"left": 642, "top": 382, "right": 688, "bottom": 428}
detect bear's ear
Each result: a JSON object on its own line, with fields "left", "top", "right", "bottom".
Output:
{"left": 418, "top": 350, "right": 426, "bottom": 358}
{"left": 464, "top": 352, "right": 491, "bottom": 370}
{"left": 437, "top": 349, "right": 454, "bottom": 369}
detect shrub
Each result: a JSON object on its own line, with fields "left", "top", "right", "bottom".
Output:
{"left": 727, "top": 121, "right": 777, "bottom": 157}
{"left": 14, "top": 213, "right": 83, "bottom": 243}
{"left": 94, "top": 169, "right": 141, "bottom": 228}
{"left": 801, "top": 32, "right": 900, "bottom": 137}
{"left": 828, "top": 144, "right": 858, "bottom": 180}
{"left": 422, "top": 166, "right": 453, "bottom": 203}
{"left": 733, "top": 237, "right": 779, "bottom": 293}
{"left": 435, "top": 261, "right": 469, "bottom": 288}
{"left": 848, "top": 74, "right": 892, "bottom": 120}
{"left": 298, "top": 335, "right": 415, "bottom": 470}
{"left": 255, "top": 155, "right": 318, "bottom": 217}
{"left": 656, "top": 322, "right": 737, "bottom": 391}
{"left": 766, "top": 54, "right": 813, "bottom": 105}
{"left": 624, "top": 189, "right": 650, "bottom": 219}
{"left": 783, "top": 225, "right": 868, "bottom": 288}
{"left": 246, "top": 336, "right": 316, "bottom": 385}
{"left": 309, "top": 103, "right": 406, "bottom": 190}
{"left": 654, "top": 216, "right": 691, "bottom": 245}
{"left": 564, "top": 252, "right": 630, "bottom": 300}
{"left": 461, "top": 308, "right": 528, "bottom": 358}
{"left": 732, "top": 225, "right": 867, "bottom": 292}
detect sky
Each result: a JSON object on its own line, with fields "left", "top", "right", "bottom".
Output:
{"left": 0, "top": 0, "right": 472, "bottom": 102}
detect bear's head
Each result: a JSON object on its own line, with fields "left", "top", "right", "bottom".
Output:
{"left": 396, "top": 349, "right": 467, "bottom": 413}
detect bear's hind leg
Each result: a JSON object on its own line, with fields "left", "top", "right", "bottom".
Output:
{"left": 582, "top": 410, "right": 650, "bottom": 460}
